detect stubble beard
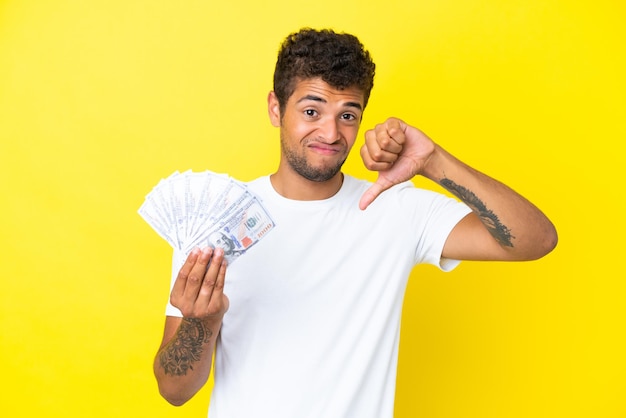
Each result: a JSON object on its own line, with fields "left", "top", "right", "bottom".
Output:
{"left": 281, "top": 136, "right": 347, "bottom": 183}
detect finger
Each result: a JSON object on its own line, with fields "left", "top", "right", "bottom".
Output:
{"left": 364, "top": 128, "right": 400, "bottom": 162}
{"left": 196, "top": 247, "right": 224, "bottom": 301}
{"left": 208, "top": 255, "right": 229, "bottom": 313}
{"left": 170, "top": 247, "right": 201, "bottom": 299}
{"left": 359, "top": 140, "right": 398, "bottom": 171}
{"left": 373, "top": 122, "right": 404, "bottom": 154}
{"left": 197, "top": 248, "right": 228, "bottom": 316}
{"left": 213, "top": 252, "right": 227, "bottom": 295}
{"left": 359, "top": 177, "right": 393, "bottom": 210}
{"left": 183, "top": 247, "right": 213, "bottom": 299}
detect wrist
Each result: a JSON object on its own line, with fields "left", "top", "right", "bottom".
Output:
{"left": 421, "top": 144, "right": 448, "bottom": 182}
{"left": 180, "top": 316, "right": 223, "bottom": 340}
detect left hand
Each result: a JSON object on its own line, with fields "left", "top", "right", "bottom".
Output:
{"left": 359, "top": 117, "right": 436, "bottom": 210}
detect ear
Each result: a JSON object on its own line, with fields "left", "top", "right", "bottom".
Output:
{"left": 267, "top": 91, "right": 281, "bottom": 127}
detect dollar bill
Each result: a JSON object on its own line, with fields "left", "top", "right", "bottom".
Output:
{"left": 186, "top": 193, "right": 274, "bottom": 263}
{"left": 138, "top": 170, "right": 275, "bottom": 263}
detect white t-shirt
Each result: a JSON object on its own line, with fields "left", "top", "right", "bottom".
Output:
{"left": 166, "top": 175, "right": 472, "bottom": 418}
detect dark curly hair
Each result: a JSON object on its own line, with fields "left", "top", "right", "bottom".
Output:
{"left": 273, "top": 28, "right": 376, "bottom": 114}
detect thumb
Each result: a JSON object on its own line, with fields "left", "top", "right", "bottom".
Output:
{"left": 358, "top": 177, "right": 393, "bottom": 210}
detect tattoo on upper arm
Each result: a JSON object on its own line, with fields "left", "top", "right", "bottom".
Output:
{"left": 159, "top": 318, "right": 213, "bottom": 376}
{"left": 440, "top": 178, "right": 515, "bottom": 247}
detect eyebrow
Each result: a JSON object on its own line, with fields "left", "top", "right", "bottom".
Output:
{"left": 297, "top": 94, "right": 363, "bottom": 111}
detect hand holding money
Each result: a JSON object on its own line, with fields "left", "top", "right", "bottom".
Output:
{"left": 170, "top": 247, "right": 229, "bottom": 319}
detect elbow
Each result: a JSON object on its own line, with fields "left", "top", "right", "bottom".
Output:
{"left": 546, "top": 225, "right": 559, "bottom": 254}
{"left": 165, "top": 398, "right": 188, "bottom": 408}
{"left": 158, "top": 385, "right": 194, "bottom": 407}
{"left": 541, "top": 221, "right": 558, "bottom": 256}
{"left": 155, "top": 371, "right": 202, "bottom": 407}
{"left": 505, "top": 221, "right": 558, "bottom": 261}
{"left": 528, "top": 222, "right": 558, "bottom": 260}
{"left": 153, "top": 358, "right": 210, "bottom": 406}
{"left": 153, "top": 354, "right": 206, "bottom": 406}
{"left": 164, "top": 398, "right": 187, "bottom": 407}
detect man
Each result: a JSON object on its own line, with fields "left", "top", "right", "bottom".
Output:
{"left": 153, "top": 28, "right": 557, "bottom": 417}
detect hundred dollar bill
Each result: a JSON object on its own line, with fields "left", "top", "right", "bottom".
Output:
{"left": 186, "top": 195, "right": 275, "bottom": 263}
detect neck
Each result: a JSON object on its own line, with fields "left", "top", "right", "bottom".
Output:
{"left": 269, "top": 170, "right": 344, "bottom": 201}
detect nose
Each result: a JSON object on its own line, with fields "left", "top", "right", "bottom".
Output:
{"left": 317, "top": 117, "right": 341, "bottom": 143}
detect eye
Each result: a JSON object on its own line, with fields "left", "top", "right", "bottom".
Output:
{"left": 304, "top": 109, "right": 317, "bottom": 117}
{"left": 340, "top": 113, "right": 358, "bottom": 122}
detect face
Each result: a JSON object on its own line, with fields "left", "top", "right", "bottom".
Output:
{"left": 269, "top": 78, "right": 365, "bottom": 183}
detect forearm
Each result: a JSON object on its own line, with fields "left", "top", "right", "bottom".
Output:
{"left": 423, "top": 144, "right": 557, "bottom": 260}
{"left": 154, "top": 316, "right": 222, "bottom": 406}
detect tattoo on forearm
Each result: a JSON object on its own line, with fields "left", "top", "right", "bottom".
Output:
{"left": 440, "top": 178, "right": 515, "bottom": 247}
{"left": 159, "top": 318, "right": 213, "bottom": 376}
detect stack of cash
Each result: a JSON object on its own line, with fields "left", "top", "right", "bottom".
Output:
{"left": 138, "top": 170, "right": 275, "bottom": 263}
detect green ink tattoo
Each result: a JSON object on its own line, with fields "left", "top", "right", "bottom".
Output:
{"left": 440, "top": 178, "right": 515, "bottom": 247}
{"left": 160, "top": 318, "right": 213, "bottom": 376}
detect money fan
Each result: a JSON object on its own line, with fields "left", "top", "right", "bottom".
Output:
{"left": 138, "top": 170, "right": 275, "bottom": 263}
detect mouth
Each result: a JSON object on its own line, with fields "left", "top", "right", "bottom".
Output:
{"left": 307, "top": 142, "right": 343, "bottom": 156}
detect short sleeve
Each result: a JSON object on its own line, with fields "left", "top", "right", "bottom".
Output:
{"left": 397, "top": 185, "right": 472, "bottom": 271}
{"left": 164, "top": 250, "right": 185, "bottom": 317}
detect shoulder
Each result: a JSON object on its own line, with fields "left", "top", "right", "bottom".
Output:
{"left": 244, "top": 175, "right": 269, "bottom": 188}
{"left": 243, "top": 175, "right": 271, "bottom": 197}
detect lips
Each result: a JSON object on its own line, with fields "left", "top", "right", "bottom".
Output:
{"left": 307, "top": 142, "right": 344, "bottom": 155}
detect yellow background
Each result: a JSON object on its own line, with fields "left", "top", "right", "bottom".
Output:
{"left": 1, "top": 0, "right": 624, "bottom": 417}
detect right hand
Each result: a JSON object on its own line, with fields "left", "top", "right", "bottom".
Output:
{"left": 170, "top": 247, "right": 229, "bottom": 319}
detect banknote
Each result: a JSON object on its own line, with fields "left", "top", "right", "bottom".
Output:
{"left": 185, "top": 192, "right": 275, "bottom": 259}
{"left": 138, "top": 170, "right": 275, "bottom": 263}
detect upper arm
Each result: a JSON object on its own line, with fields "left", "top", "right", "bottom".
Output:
{"left": 441, "top": 212, "right": 517, "bottom": 261}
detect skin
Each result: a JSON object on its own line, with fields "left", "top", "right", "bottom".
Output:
{"left": 359, "top": 117, "right": 558, "bottom": 260}
{"left": 154, "top": 247, "right": 228, "bottom": 405}
{"left": 154, "top": 77, "right": 558, "bottom": 405}
{"left": 267, "top": 78, "right": 365, "bottom": 200}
